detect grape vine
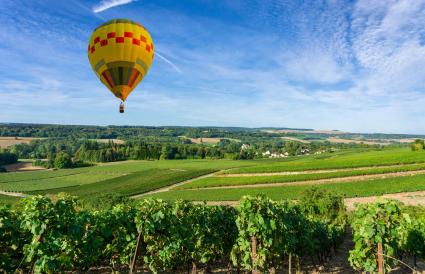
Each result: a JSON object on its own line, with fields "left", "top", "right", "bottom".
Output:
{"left": 1, "top": 191, "right": 424, "bottom": 273}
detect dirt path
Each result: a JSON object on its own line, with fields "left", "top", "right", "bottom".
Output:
{"left": 188, "top": 169, "right": 425, "bottom": 190}
{"left": 130, "top": 170, "right": 223, "bottom": 198}
{"left": 0, "top": 190, "right": 29, "bottom": 198}
{"left": 345, "top": 191, "right": 425, "bottom": 210}
{"left": 199, "top": 191, "right": 425, "bottom": 210}
{"left": 219, "top": 163, "right": 425, "bottom": 177}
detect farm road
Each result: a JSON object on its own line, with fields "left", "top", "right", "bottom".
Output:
{"left": 0, "top": 190, "right": 28, "bottom": 198}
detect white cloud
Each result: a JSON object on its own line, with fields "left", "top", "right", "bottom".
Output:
{"left": 154, "top": 51, "right": 182, "bottom": 74}
{"left": 93, "top": 0, "right": 135, "bottom": 13}
{"left": 279, "top": 49, "right": 350, "bottom": 84}
{"left": 350, "top": 0, "right": 425, "bottom": 97}
{"left": 2, "top": 0, "right": 425, "bottom": 133}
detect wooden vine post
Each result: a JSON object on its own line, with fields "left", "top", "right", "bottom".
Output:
{"left": 288, "top": 253, "right": 292, "bottom": 274}
{"left": 130, "top": 229, "right": 144, "bottom": 274}
{"left": 191, "top": 261, "right": 197, "bottom": 274}
{"left": 251, "top": 236, "right": 259, "bottom": 274}
{"left": 377, "top": 243, "right": 384, "bottom": 274}
{"left": 30, "top": 234, "right": 44, "bottom": 274}
{"left": 296, "top": 256, "right": 301, "bottom": 274}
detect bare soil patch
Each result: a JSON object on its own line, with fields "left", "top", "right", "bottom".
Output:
{"left": 92, "top": 139, "right": 125, "bottom": 144}
{"left": 188, "top": 137, "right": 223, "bottom": 144}
{"left": 345, "top": 191, "right": 425, "bottom": 211}
{"left": 179, "top": 136, "right": 240, "bottom": 144}
{"left": 265, "top": 129, "right": 347, "bottom": 135}
{"left": 397, "top": 138, "right": 424, "bottom": 143}
{"left": 281, "top": 136, "right": 310, "bottom": 143}
{"left": 4, "top": 161, "right": 46, "bottom": 172}
{"left": 327, "top": 137, "right": 391, "bottom": 146}
{"left": 0, "top": 137, "right": 41, "bottom": 148}
{"left": 0, "top": 190, "right": 28, "bottom": 198}
{"left": 204, "top": 191, "right": 425, "bottom": 214}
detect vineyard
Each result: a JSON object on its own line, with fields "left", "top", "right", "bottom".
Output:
{"left": 0, "top": 159, "right": 255, "bottom": 202}
{"left": 3, "top": 148, "right": 425, "bottom": 205}
{"left": 1, "top": 147, "right": 425, "bottom": 273}
{"left": 1, "top": 189, "right": 425, "bottom": 273}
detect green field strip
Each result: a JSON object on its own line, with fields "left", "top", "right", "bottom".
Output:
{"left": 0, "top": 169, "right": 87, "bottom": 183}
{"left": 0, "top": 194, "right": 21, "bottom": 205}
{"left": 227, "top": 149, "right": 425, "bottom": 173}
{"left": 0, "top": 159, "right": 258, "bottom": 193}
{"left": 147, "top": 173, "right": 425, "bottom": 201}
{"left": 32, "top": 168, "right": 217, "bottom": 198}
{"left": 179, "top": 163, "right": 425, "bottom": 189}
{"left": 92, "top": 159, "right": 258, "bottom": 173}
{"left": 0, "top": 172, "right": 125, "bottom": 192}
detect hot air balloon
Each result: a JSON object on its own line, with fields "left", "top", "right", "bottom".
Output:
{"left": 88, "top": 19, "right": 154, "bottom": 113}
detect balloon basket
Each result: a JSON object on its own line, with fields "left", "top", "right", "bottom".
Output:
{"left": 119, "top": 102, "right": 124, "bottom": 113}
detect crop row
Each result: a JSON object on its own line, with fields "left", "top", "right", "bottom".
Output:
{"left": 29, "top": 169, "right": 216, "bottom": 198}
{"left": 0, "top": 158, "right": 254, "bottom": 193}
{"left": 149, "top": 173, "right": 425, "bottom": 201}
{"left": 1, "top": 189, "right": 346, "bottom": 273}
{"left": 228, "top": 148, "right": 425, "bottom": 173}
{"left": 181, "top": 162, "right": 425, "bottom": 189}
{"left": 2, "top": 190, "right": 424, "bottom": 273}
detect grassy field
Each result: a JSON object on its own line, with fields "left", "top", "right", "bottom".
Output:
{"left": 227, "top": 148, "right": 425, "bottom": 173}
{"left": 34, "top": 169, "right": 215, "bottom": 198}
{"left": 148, "top": 173, "right": 425, "bottom": 201}
{"left": 0, "top": 159, "right": 256, "bottom": 196}
{"left": 0, "top": 172, "right": 124, "bottom": 192}
{"left": 180, "top": 163, "right": 425, "bottom": 189}
{"left": 0, "top": 194, "right": 21, "bottom": 204}
{"left": 0, "top": 169, "right": 84, "bottom": 183}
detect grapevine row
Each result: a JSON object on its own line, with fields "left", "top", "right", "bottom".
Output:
{"left": 1, "top": 189, "right": 424, "bottom": 273}
{"left": 349, "top": 200, "right": 425, "bottom": 272}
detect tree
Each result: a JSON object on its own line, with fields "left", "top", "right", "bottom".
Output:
{"left": 0, "top": 151, "right": 18, "bottom": 166}
{"left": 54, "top": 152, "right": 73, "bottom": 169}
{"left": 411, "top": 139, "right": 424, "bottom": 151}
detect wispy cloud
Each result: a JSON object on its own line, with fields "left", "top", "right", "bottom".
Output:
{"left": 1, "top": 0, "right": 425, "bottom": 133}
{"left": 93, "top": 0, "right": 135, "bottom": 13}
{"left": 155, "top": 51, "right": 182, "bottom": 74}
{"left": 71, "top": 0, "right": 106, "bottom": 21}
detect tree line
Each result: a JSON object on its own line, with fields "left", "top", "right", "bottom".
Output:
{"left": 4, "top": 135, "right": 390, "bottom": 169}
{"left": 3, "top": 123, "right": 421, "bottom": 143}
{"left": 8, "top": 138, "right": 319, "bottom": 164}
{"left": 0, "top": 150, "right": 18, "bottom": 171}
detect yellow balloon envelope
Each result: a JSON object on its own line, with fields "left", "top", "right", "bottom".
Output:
{"left": 88, "top": 19, "right": 154, "bottom": 110}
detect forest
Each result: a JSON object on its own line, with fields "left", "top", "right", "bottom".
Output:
{"left": 0, "top": 123, "right": 411, "bottom": 169}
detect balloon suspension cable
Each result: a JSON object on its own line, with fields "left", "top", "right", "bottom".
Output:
{"left": 119, "top": 101, "right": 125, "bottom": 113}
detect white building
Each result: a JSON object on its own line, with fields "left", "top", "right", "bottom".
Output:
{"left": 241, "top": 144, "right": 251, "bottom": 150}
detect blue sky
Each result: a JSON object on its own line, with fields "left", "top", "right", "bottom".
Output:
{"left": 1, "top": 0, "right": 425, "bottom": 134}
